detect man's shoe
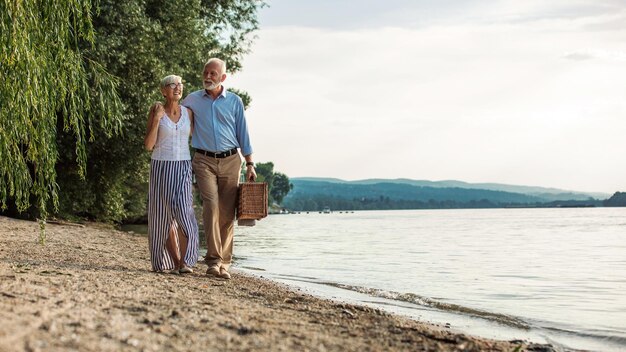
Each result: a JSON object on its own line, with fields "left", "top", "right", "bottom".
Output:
{"left": 219, "top": 267, "right": 231, "bottom": 280}
{"left": 206, "top": 265, "right": 220, "bottom": 277}
{"left": 179, "top": 266, "right": 193, "bottom": 274}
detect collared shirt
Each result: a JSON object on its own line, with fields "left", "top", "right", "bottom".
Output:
{"left": 182, "top": 87, "right": 253, "bottom": 156}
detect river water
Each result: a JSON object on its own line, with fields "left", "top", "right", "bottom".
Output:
{"left": 232, "top": 208, "right": 626, "bottom": 352}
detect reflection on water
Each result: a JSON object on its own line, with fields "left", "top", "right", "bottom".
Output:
{"left": 234, "top": 208, "right": 626, "bottom": 352}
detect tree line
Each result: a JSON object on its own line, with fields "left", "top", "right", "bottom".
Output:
{"left": 283, "top": 195, "right": 604, "bottom": 212}
{"left": 1, "top": 0, "right": 270, "bottom": 229}
{"left": 252, "top": 162, "right": 293, "bottom": 206}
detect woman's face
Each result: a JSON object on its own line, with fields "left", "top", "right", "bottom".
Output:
{"left": 161, "top": 80, "right": 183, "bottom": 101}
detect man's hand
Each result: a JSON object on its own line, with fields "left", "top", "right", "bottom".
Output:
{"left": 246, "top": 165, "right": 257, "bottom": 182}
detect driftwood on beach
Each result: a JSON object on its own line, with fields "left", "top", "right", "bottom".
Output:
{"left": 0, "top": 216, "right": 553, "bottom": 351}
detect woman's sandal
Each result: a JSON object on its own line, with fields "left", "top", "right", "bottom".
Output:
{"left": 179, "top": 266, "right": 193, "bottom": 274}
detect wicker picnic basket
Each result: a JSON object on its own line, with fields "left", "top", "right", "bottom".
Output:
{"left": 237, "top": 182, "right": 268, "bottom": 220}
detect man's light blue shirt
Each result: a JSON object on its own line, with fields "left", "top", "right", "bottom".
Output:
{"left": 182, "top": 87, "right": 253, "bottom": 156}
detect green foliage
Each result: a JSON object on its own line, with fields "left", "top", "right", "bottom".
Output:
{"left": 246, "top": 162, "right": 293, "bottom": 206}
{"left": 53, "top": 0, "right": 265, "bottom": 222}
{"left": 0, "top": 0, "right": 124, "bottom": 239}
{"left": 283, "top": 194, "right": 497, "bottom": 212}
{"left": 228, "top": 88, "right": 253, "bottom": 109}
{"left": 271, "top": 173, "right": 293, "bottom": 205}
{"left": 254, "top": 162, "right": 275, "bottom": 184}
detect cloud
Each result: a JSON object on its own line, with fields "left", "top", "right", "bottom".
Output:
{"left": 562, "top": 49, "right": 626, "bottom": 61}
{"left": 261, "top": 0, "right": 626, "bottom": 29}
{"left": 230, "top": 4, "right": 626, "bottom": 192}
{"left": 562, "top": 52, "right": 594, "bottom": 61}
{"left": 259, "top": 0, "right": 484, "bottom": 29}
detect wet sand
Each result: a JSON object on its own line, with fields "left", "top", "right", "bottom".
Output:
{"left": 0, "top": 215, "right": 553, "bottom": 351}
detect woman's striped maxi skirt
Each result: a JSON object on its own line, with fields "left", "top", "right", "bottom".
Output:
{"left": 148, "top": 159, "right": 199, "bottom": 272}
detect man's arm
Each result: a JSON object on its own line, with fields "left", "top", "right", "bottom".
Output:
{"left": 244, "top": 154, "right": 256, "bottom": 182}
{"left": 234, "top": 97, "right": 256, "bottom": 181}
{"left": 234, "top": 97, "right": 253, "bottom": 156}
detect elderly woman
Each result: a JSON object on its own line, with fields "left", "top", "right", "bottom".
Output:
{"left": 144, "top": 75, "right": 199, "bottom": 274}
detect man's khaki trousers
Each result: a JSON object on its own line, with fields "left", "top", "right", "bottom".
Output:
{"left": 192, "top": 152, "right": 241, "bottom": 270}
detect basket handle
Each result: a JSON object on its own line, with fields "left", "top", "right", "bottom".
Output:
{"left": 241, "top": 162, "right": 258, "bottom": 183}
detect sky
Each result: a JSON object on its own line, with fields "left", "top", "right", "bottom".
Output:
{"left": 228, "top": 0, "right": 626, "bottom": 194}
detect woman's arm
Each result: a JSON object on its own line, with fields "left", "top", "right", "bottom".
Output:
{"left": 144, "top": 103, "right": 164, "bottom": 150}
{"left": 186, "top": 107, "right": 194, "bottom": 136}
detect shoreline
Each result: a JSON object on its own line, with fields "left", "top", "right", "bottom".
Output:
{"left": 0, "top": 216, "right": 554, "bottom": 351}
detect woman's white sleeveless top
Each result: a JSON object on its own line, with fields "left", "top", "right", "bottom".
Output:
{"left": 151, "top": 106, "right": 191, "bottom": 161}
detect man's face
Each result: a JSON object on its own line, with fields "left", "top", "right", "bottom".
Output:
{"left": 203, "top": 62, "right": 225, "bottom": 90}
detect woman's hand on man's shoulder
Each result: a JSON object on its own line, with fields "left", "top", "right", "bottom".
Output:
{"left": 150, "top": 102, "right": 165, "bottom": 120}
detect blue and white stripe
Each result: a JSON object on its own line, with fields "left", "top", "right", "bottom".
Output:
{"left": 148, "top": 159, "right": 199, "bottom": 271}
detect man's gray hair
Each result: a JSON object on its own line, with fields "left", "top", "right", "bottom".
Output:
{"left": 160, "top": 74, "right": 182, "bottom": 87}
{"left": 205, "top": 58, "right": 226, "bottom": 73}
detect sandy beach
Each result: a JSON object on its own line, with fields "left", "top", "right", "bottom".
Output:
{"left": 0, "top": 215, "right": 555, "bottom": 351}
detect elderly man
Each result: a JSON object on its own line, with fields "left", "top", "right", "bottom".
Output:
{"left": 182, "top": 58, "right": 256, "bottom": 279}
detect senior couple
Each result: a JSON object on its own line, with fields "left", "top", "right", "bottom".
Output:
{"left": 144, "top": 58, "right": 256, "bottom": 280}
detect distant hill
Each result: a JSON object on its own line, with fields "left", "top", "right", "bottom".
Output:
{"left": 282, "top": 178, "right": 606, "bottom": 211}
{"left": 604, "top": 192, "right": 626, "bottom": 207}
{"left": 291, "top": 178, "right": 608, "bottom": 201}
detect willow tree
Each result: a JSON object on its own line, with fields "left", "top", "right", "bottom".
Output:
{"left": 0, "top": 0, "right": 123, "bottom": 242}
{"left": 52, "top": 0, "right": 264, "bottom": 223}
